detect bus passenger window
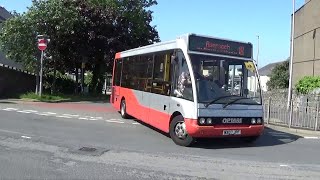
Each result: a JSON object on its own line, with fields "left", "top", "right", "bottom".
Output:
{"left": 152, "top": 53, "right": 171, "bottom": 96}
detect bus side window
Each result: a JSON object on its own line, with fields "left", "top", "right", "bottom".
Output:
{"left": 172, "top": 51, "right": 193, "bottom": 101}
{"left": 152, "top": 52, "right": 171, "bottom": 96}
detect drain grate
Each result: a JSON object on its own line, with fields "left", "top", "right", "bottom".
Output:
{"left": 79, "top": 147, "right": 97, "bottom": 152}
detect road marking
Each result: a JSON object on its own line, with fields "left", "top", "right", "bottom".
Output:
{"left": 62, "top": 114, "right": 79, "bottom": 117}
{"left": 304, "top": 136, "right": 320, "bottom": 139}
{"left": 2, "top": 108, "right": 18, "bottom": 111}
{"left": 35, "top": 113, "right": 51, "bottom": 116}
{"left": 280, "top": 164, "right": 289, "bottom": 167}
{"left": 35, "top": 112, "right": 57, "bottom": 116}
{"left": 56, "top": 115, "right": 73, "bottom": 119}
{"left": 43, "top": 112, "right": 57, "bottom": 115}
{"left": 88, "top": 119, "right": 99, "bottom": 121}
{"left": 132, "top": 122, "right": 140, "bottom": 125}
{"left": 17, "top": 110, "right": 38, "bottom": 113}
{"left": 106, "top": 120, "right": 125, "bottom": 124}
{"left": 21, "top": 136, "right": 31, "bottom": 139}
{"left": 79, "top": 117, "right": 88, "bottom": 120}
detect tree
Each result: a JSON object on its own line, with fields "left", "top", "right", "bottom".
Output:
{"left": 266, "top": 60, "right": 289, "bottom": 90}
{"left": 0, "top": 0, "right": 159, "bottom": 94}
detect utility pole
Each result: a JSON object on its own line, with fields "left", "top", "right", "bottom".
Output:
{"left": 287, "top": 0, "right": 295, "bottom": 110}
{"left": 254, "top": 35, "right": 260, "bottom": 97}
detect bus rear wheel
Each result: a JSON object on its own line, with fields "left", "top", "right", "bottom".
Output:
{"left": 169, "top": 115, "right": 195, "bottom": 147}
{"left": 120, "top": 99, "right": 130, "bottom": 119}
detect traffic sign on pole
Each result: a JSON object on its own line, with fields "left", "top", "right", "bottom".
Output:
{"left": 38, "top": 39, "right": 47, "bottom": 51}
{"left": 37, "top": 37, "right": 47, "bottom": 97}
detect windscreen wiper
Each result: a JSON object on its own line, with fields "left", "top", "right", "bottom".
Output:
{"left": 204, "top": 95, "right": 239, "bottom": 108}
{"left": 222, "top": 97, "right": 250, "bottom": 109}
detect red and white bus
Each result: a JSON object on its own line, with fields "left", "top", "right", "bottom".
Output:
{"left": 111, "top": 33, "right": 264, "bottom": 146}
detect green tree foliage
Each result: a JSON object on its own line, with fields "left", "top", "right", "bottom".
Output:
{"left": 295, "top": 76, "right": 320, "bottom": 95}
{"left": 266, "top": 60, "right": 289, "bottom": 90}
{"left": 0, "top": 0, "right": 159, "bottom": 93}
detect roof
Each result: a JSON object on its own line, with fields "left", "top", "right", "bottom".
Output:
{"left": 258, "top": 61, "right": 285, "bottom": 76}
{"left": 0, "top": 6, "right": 12, "bottom": 22}
{"left": 0, "top": 6, "right": 24, "bottom": 70}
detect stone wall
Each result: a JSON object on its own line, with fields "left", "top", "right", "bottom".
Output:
{"left": 0, "top": 66, "right": 36, "bottom": 97}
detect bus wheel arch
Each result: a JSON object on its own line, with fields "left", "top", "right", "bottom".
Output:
{"left": 120, "top": 97, "right": 130, "bottom": 119}
{"left": 169, "top": 112, "right": 195, "bottom": 147}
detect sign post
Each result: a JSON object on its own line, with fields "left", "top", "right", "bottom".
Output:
{"left": 37, "top": 38, "right": 47, "bottom": 97}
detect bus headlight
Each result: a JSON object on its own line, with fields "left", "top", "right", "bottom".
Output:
{"left": 207, "top": 118, "right": 212, "bottom": 124}
{"left": 251, "top": 118, "right": 256, "bottom": 124}
{"left": 199, "top": 118, "right": 206, "bottom": 125}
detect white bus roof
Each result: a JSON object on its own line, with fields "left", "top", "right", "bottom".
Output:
{"left": 115, "top": 33, "right": 253, "bottom": 60}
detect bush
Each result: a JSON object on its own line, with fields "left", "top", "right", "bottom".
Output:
{"left": 295, "top": 76, "right": 320, "bottom": 94}
{"left": 44, "top": 71, "right": 76, "bottom": 94}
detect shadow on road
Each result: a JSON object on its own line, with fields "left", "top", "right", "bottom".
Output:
{"left": 0, "top": 101, "right": 17, "bottom": 104}
{"left": 192, "top": 127, "right": 302, "bottom": 149}
{"left": 132, "top": 118, "right": 302, "bottom": 149}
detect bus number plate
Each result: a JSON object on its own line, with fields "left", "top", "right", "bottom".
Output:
{"left": 223, "top": 130, "right": 241, "bottom": 136}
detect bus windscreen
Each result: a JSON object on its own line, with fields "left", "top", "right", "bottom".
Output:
{"left": 188, "top": 35, "right": 252, "bottom": 58}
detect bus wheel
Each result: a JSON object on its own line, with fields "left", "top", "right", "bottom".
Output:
{"left": 120, "top": 99, "right": 129, "bottom": 119}
{"left": 169, "top": 115, "right": 195, "bottom": 147}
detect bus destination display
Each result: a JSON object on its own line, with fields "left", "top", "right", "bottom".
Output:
{"left": 188, "top": 35, "right": 252, "bottom": 58}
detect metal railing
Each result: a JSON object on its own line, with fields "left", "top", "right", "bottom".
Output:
{"left": 264, "top": 97, "right": 320, "bottom": 131}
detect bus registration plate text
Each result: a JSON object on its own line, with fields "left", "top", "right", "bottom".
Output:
{"left": 223, "top": 130, "right": 241, "bottom": 136}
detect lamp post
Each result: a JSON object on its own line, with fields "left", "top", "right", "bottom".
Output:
{"left": 287, "top": 0, "right": 295, "bottom": 110}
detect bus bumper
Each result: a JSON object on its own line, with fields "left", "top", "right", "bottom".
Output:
{"left": 185, "top": 119, "right": 264, "bottom": 138}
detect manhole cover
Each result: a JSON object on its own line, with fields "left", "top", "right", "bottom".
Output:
{"left": 79, "top": 147, "right": 97, "bottom": 152}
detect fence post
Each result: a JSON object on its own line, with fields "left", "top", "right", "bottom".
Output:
{"left": 315, "top": 102, "right": 319, "bottom": 131}
{"left": 266, "top": 97, "right": 271, "bottom": 124}
{"left": 289, "top": 100, "right": 293, "bottom": 128}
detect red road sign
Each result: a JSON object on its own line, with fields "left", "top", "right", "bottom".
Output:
{"left": 38, "top": 39, "right": 47, "bottom": 51}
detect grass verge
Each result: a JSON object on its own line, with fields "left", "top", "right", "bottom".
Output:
{"left": 19, "top": 92, "right": 70, "bottom": 102}
{"left": 18, "top": 92, "right": 110, "bottom": 103}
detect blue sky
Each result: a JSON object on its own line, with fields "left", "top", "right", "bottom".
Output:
{"left": 1, "top": 0, "right": 304, "bottom": 67}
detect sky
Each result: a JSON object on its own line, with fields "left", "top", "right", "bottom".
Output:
{"left": 0, "top": 0, "right": 305, "bottom": 67}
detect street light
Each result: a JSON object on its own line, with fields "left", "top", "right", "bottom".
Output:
{"left": 254, "top": 35, "right": 260, "bottom": 97}
{"left": 287, "top": 0, "right": 295, "bottom": 111}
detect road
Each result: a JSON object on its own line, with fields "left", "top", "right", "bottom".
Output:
{"left": 0, "top": 100, "right": 320, "bottom": 179}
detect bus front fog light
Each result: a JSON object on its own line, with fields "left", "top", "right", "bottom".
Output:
{"left": 251, "top": 118, "right": 256, "bottom": 124}
{"left": 207, "top": 118, "right": 212, "bottom": 124}
{"left": 257, "top": 118, "right": 262, "bottom": 124}
{"left": 199, "top": 118, "right": 206, "bottom": 125}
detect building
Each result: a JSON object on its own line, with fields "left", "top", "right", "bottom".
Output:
{"left": 247, "top": 61, "right": 283, "bottom": 92}
{"left": 0, "top": 6, "right": 24, "bottom": 69}
{"left": 0, "top": 6, "right": 35, "bottom": 97}
{"left": 292, "top": 0, "right": 320, "bottom": 84}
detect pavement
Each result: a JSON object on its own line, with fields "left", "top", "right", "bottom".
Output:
{"left": 0, "top": 99, "right": 320, "bottom": 179}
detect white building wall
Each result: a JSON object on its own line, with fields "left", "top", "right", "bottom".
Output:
{"left": 247, "top": 76, "right": 270, "bottom": 92}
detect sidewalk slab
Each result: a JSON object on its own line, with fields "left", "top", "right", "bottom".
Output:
{"left": 265, "top": 124, "right": 320, "bottom": 138}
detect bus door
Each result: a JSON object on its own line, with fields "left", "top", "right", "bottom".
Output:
{"left": 148, "top": 53, "right": 171, "bottom": 129}
{"left": 112, "top": 59, "right": 122, "bottom": 105}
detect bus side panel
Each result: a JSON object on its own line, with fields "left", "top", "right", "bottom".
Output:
{"left": 119, "top": 88, "right": 171, "bottom": 133}
{"left": 111, "top": 86, "right": 121, "bottom": 111}
{"left": 143, "top": 92, "right": 171, "bottom": 133}
{"left": 120, "top": 88, "right": 143, "bottom": 120}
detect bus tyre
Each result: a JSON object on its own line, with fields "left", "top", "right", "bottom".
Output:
{"left": 120, "top": 99, "right": 130, "bottom": 119}
{"left": 241, "top": 136, "right": 259, "bottom": 143}
{"left": 169, "top": 115, "right": 195, "bottom": 147}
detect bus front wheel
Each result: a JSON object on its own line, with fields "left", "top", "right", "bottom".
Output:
{"left": 169, "top": 115, "right": 195, "bottom": 147}
{"left": 120, "top": 99, "right": 130, "bottom": 119}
